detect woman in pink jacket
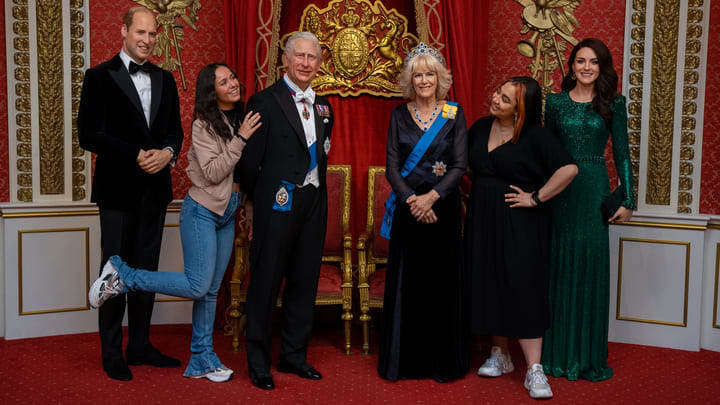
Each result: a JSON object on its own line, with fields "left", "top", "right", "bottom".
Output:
{"left": 88, "top": 63, "right": 261, "bottom": 382}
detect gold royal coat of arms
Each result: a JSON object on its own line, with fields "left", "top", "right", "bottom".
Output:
{"left": 282, "top": 0, "right": 419, "bottom": 97}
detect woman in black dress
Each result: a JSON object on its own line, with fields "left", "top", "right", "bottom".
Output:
{"left": 466, "top": 77, "right": 577, "bottom": 399}
{"left": 378, "top": 43, "right": 468, "bottom": 382}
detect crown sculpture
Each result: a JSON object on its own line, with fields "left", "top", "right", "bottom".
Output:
{"left": 283, "top": 0, "right": 419, "bottom": 97}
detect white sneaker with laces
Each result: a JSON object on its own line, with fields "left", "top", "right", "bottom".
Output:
{"left": 191, "top": 368, "right": 234, "bottom": 382}
{"left": 477, "top": 346, "right": 514, "bottom": 377}
{"left": 524, "top": 363, "right": 553, "bottom": 399}
{"left": 88, "top": 260, "right": 122, "bottom": 309}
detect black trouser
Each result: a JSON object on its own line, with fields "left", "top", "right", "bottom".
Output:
{"left": 97, "top": 191, "right": 167, "bottom": 370}
{"left": 245, "top": 185, "right": 326, "bottom": 376}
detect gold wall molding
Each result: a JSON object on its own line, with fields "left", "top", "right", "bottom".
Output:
{"left": 645, "top": 0, "right": 680, "bottom": 206}
{"left": 18, "top": 228, "right": 90, "bottom": 315}
{"left": 6, "top": 1, "right": 91, "bottom": 202}
{"left": 281, "top": 0, "right": 419, "bottom": 97}
{"left": 677, "top": 0, "right": 706, "bottom": 214}
{"left": 11, "top": 1, "right": 32, "bottom": 202}
{"left": 36, "top": 0, "right": 65, "bottom": 195}
{"left": 626, "top": 0, "right": 645, "bottom": 205}
{"left": 616, "top": 237, "right": 690, "bottom": 327}
{"left": 414, "top": 0, "right": 442, "bottom": 51}
{"left": 255, "top": 0, "right": 282, "bottom": 89}
{"left": 70, "top": 0, "right": 87, "bottom": 201}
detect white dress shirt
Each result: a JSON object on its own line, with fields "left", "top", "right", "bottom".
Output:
{"left": 119, "top": 50, "right": 152, "bottom": 127}
{"left": 283, "top": 73, "right": 319, "bottom": 188}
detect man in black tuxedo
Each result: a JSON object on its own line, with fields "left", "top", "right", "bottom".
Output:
{"left": 238, "top": 31, "right": 333, "bottom": 390}
{"left": 78, "top": 6, "right": 183, "bottom": 381}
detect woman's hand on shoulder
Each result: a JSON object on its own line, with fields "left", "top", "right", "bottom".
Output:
{"left": 609, "top": 206, "right": 632, "bottom": 223}
{"left": 238, "top": 111, "right": 262, "bottom": 141}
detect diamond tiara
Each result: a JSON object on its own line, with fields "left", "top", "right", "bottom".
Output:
{"left": 404, "top": 42, "right": 445, "bottom": 67}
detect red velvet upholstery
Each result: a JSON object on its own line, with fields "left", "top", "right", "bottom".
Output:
{"left": 368, "top": 268, "right": 386, "bottom": 300}
{"left": 317, "top": 264, "right": 343, "bottom": 297}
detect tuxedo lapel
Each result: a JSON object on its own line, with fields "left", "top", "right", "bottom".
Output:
{"left": 270, "top": 81, "right": 305, "bottom": 146}
{"left": 313, "top": 102, "right": 326, "bottom": 160}
{"left": 149, "top": 67, "right": 163, "bottom": 128}
{"left": 107, "top": 54, "right": 145, "bottom": 121}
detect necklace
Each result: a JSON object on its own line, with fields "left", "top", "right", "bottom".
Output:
{"left": 413, "top": 102, "right": 439, "bottom": 131}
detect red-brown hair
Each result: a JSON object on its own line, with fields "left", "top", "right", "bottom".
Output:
{"left": 502, "top": 76, "right": 542, "bottom": 143}
{"left": 511, "top": 82, "right": 526, "bottom": 143}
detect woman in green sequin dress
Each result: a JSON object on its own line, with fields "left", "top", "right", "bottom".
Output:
{"left": 541, "top": 38, "right": 635, "bottom": 382}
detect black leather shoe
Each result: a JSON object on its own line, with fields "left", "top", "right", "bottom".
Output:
{"left": 104, "top": 358, "right": 132, "bottom": 381}
{"left": 127, "top": 346, "right": 181, "bottom": 368}
{"left": 276, "top": 361, "right": 322, "bottom": 380}
{"left": 250, "top": 371, "right": 275, "bottom": 390}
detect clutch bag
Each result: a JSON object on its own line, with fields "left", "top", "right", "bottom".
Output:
{"left": 601, "top": 187, "right": 625, "bottom": 223}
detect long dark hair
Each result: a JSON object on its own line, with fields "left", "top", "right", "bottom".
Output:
{"left": 561, "top": 38, "right": 618, "bottom": 127}
{"left": 503, "top": 76, "right": 542, "bottom": 143}
{"left": 193, "top": 62, "right": 245, "bottom": 141}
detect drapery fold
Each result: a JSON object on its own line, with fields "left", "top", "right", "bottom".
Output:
{"left": 223, "top": 0, "right": 490, "bottom": 238}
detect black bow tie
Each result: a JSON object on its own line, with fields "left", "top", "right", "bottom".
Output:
{"left": 129, "top": 61, "right": 154, "bottom": 74}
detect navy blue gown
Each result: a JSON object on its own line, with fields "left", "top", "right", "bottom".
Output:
{"left": 378, "top": 103, "right": 469, "bottom": 382}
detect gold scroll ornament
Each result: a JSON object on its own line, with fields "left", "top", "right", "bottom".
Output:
{"left": 134, "top": 0, "right": 202, "bottom": 90}
{"left": 282, "top": 0, "right": 419, "bottom": 97}
{"left": 514, "top": 0, "right": 582, "bottom": 97}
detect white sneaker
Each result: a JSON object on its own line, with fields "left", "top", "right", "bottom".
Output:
{"left": 191, "top": 368, "right": 234, "bottom": 382}
{"left": 477, "top": 346, "right": 514, "bottom": 377}
{"left": 524, "top": 363, "right": 553, "bottom": 399}
{"left": 88, "top": 260, "right": 122, "bottom": 309}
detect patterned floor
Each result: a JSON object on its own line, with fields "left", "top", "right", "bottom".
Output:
{"left": 1, "top": 324, "right": 719, "bottom": 404}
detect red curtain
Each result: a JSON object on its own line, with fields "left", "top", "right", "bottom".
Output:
{"left": 441, "top": 0, "right": 490, "bottom": 124}
{"left": 223, "top": 0, "right": 260, "bottom": 97}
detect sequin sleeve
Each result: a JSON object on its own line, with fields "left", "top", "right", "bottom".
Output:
{"left": 543, "top": 93, "right": 559, "bottom": 137}
{"left": 611, "top": 95, "right": 636, "bottom": 209}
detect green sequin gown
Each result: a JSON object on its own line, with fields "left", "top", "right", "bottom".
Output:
{"left": 541, "top": 92, "right": 636, "bottom": 381}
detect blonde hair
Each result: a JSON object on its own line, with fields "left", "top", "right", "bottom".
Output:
{"left": 398, "top": 54, "right": 452, "bottom": 100}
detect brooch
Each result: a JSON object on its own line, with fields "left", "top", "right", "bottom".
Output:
{"left": 432, "top": 161, "right": 447, "bottom": 177}
{"left": 442, "top": 104, "right": 457, "bottom": 119}
{"left": 275, "top": 186, "right": 289, "bottom": 206}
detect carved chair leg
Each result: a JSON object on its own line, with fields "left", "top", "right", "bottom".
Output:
{"left": 360, "top": 312, "right": 371, "bottom": 355}
{"left": 343, "top": 316, "right": 352, "bottom": 355}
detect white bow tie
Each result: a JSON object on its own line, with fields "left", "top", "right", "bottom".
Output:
{"left": 292, "top": 90, "right": 315, "bottom": 105}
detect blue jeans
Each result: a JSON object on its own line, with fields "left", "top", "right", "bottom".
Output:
{"left": 109, "top": 192, "right": 240, "bottom": 377}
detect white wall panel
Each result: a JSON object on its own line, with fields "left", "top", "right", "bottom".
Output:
{"left": 1, "top": 202, "right": 191, "bottom": 339}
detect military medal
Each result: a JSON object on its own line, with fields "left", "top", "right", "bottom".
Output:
{"left": 276, "top": 186, "right": 289, "bottom": 206}
{"left": 302, "top": 103, "right": 310, "bottom": 120}
{"left": 432, "top": 161, "right": 447, "bottom": 177}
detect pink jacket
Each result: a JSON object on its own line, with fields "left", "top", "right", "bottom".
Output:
{"left": 186, "top": 117, "right": 246, "bottom": 215}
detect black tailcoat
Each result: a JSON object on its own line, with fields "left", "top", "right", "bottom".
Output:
{"left": 238, "top": 79, "right": 334, "bottom": 374}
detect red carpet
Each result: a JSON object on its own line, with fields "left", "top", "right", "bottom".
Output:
{"left": 1, "top": 325, "right": 719, "bottom": 404}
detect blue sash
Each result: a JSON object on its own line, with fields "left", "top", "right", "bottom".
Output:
{"left": 380, "top": 101, "right": 457, "bottom": 239}
{"left": 273, "top": 79, "right": 317, "bottom": 212}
